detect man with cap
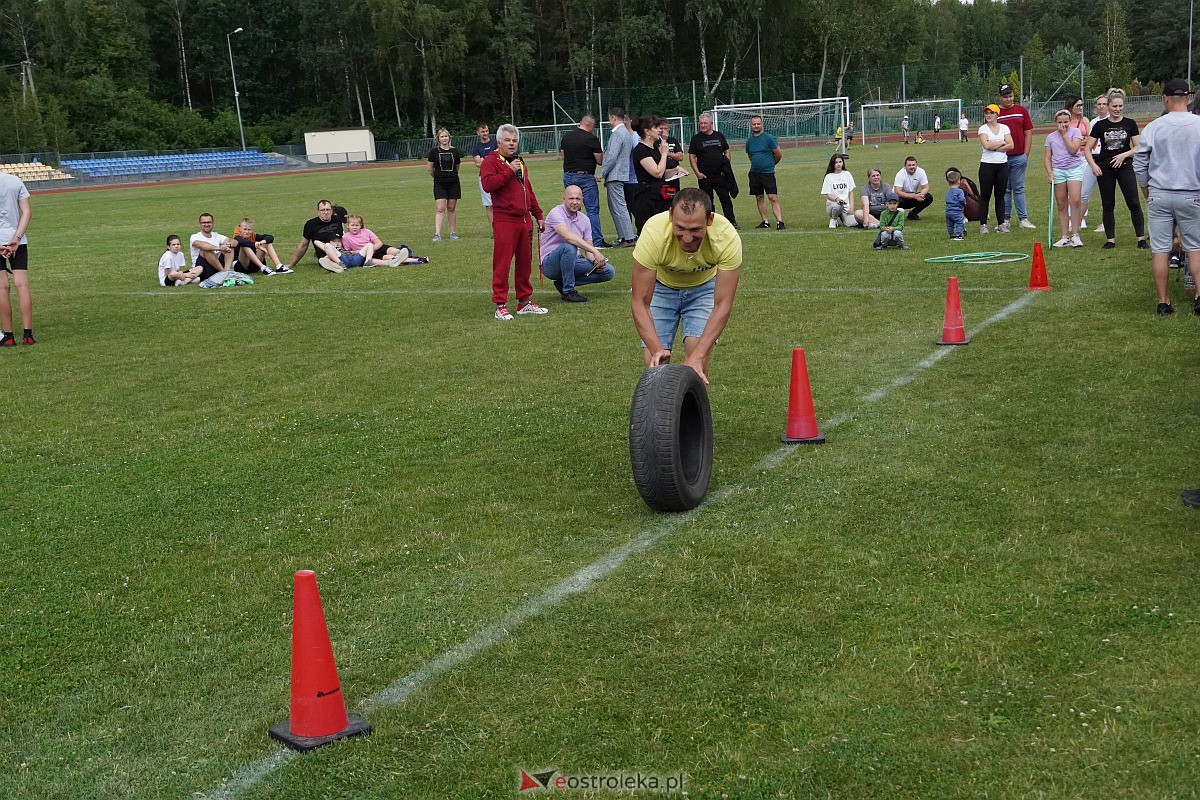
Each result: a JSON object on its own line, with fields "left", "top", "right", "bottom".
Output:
{"left": 997, "top": 82, "right": 1036, "bottom": 228}
{"left": 1133, "top": 78, "right": 1200, "bottom": 317}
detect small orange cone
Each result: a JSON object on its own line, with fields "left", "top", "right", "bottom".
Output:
{"left": 780, "top": 348, "right": 825, "bottom": 444}
{"left": 1027, "top": 242, "right": 1051, "bottom": 290}
{"left": 937, "top": 276, "right": 971, "bottom": 346}
{"left": 268, "top": 570, "right": 371, "bottom": 752}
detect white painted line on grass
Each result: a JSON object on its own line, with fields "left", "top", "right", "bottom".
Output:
{"left": 200, "top": 288, "right": 1041, "bottom": 799}
{"left": 101, "top": 286, "right": 1022, "bottom": 299}
{"left": 754, "top": 291, "right": 1038, "bottom": 471}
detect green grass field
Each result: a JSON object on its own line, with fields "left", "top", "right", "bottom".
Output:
{"left": 3, "top": 139, "right": 1199, "bottom": 799}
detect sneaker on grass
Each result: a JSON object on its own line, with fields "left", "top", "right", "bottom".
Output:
{"left": 979, "top": 224, "right": 990, "bottom": 235}
{"left": 319, "top": 256, "right": 345, "bottom": 273}
{"left": 996, "top": 221, "right": 1011, "bottom": 233}
{"left": 449, "top": 232, "right": 460, "bottom": 241}
{"left": 754, "top": 220, "right": 770, "bottom": 229}
{"left": 22, "top": 333, "right": 35, "bottom": 345}
{"left": 495, "top": 305, "right": 514, "bottom": 321}
{"left": 1052, "top": 237, "right": 1071, "bottom": 248}
{"left": 0, "top": 333, "right": 15, "bottom": 347}
{"left": 1070, "top": 234, "right": 1084, "bottom": 247}
{"left": 1019, "top": 218, "right": 1037, "bottom": 229}
{"left": 516, "top": 300, "right": 549, "bottom": 315}
{"left": 1157, "top": 302, "right": 1174, "bottom": 315}
{"left": 261, "top": 266, "right": 275, "bottom": 276}
{"left": 431, "top": 234, "right": 442, "bottom": 242}
{"left": 275, "top": 265, "right": 294, "bottom": 274}
{"left": 776, "top": 221, "right": 786, "bottom": 230}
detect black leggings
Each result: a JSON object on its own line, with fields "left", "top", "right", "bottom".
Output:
{"left": 1097, "top": 163, "right": 1145, "bottom": 239}
{"left": 978, "top": 161, "right": 1010, "bottom": 226}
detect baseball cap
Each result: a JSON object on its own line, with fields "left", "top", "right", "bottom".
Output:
{"left": 984, "top": 103, "right": 1001, "bottom": 114}
{"left": 885, "top": 192, "right": 899, "bottom": 202}
{"left": 1164, "top": 78, "right": 1193, "bottom": 96}
{"left": 999, "top": 83, "right": 1014, "bottom": 94}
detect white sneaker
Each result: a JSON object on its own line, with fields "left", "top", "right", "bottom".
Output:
{"left": 1052, "top": 237, "right": 1071, "bottom": 248}
{"left": 829, "top": 218, "right": 838, "bottom": 228}
{"left": 431, "top": 234, "right": 442, "bottom": 242}
{"left": 495, "top": 305, "right": 514, "bottom": 321}
{"left": 996, "top": 221, "right": 1011, "bottom": 233}
{"left": 318, "top": 256, "right": 345, "bottom": 273}
{"left": 1070, "top": 234, "right": 1084, "bottom": 247}
{"left": 980, "top": 224, "right": 990, "bottom": 235}
{"left": 516, "top": 300, "right": 549, "bottom": 315}
{"left": 260, "top": 266, "right": 275, "bottom": 276}
{"left": 1019, "top": 218, "right": 1037, "bottom": 229}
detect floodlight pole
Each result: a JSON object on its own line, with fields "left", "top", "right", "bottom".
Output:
{"left": 1190, "top": 0, "right": 1194, "bottom": 84}
{"left": 227, "top": 27, "right": 246, "bottom": 152}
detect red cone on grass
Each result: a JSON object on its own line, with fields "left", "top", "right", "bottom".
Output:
{"left": 937, "top": 276, "right": 971, "bottom": 346}
{"left": 268, "top": 570, "right": 371, "bottom": 752}
{"left": 1027, "top": 241, "right": 1051, "bottom": 290}
{"left": 780, "top": 348, "right": 826, "bottom": 444}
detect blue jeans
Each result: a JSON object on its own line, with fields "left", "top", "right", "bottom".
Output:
{"left": 540, "top": 243, "right": 615, "bottom": 293}
{"left": 563, "top": 172, "right": 605, "bottom": 245}
{"left": 1005, "top": 153, "right": 1029, "bottom": 222}
{"left": 648, "top": 278, "right": 715, "bottom": 350}
{"left": 945, "top": 214, "right": 965, "bottom": 238}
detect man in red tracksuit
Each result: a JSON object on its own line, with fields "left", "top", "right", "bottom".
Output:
{"left": 480, "top": 123, "right": 548, "bottom": 320}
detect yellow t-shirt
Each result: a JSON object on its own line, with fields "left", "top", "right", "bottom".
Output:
{"left": 632, "top": 211, "right": 742, "bottom": 290}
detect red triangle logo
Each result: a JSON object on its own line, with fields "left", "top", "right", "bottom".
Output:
{"left": 518, "top": 769, "right": 543, "bottom": 792}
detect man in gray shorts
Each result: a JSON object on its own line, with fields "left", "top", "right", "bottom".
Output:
{"left": 1133, "top": 78, "right": 1200, "bottom": 316}
{"left": 0, "top": 170, "right": 33, "bottom": 346}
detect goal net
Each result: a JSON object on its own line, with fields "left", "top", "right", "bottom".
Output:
{"left": 519, "top": 117, "right": 686, "bottom": 155}
{"left": 711, "top": 98, "right": 851, "bottom": 145}
{"left": 859, "top": 99, "right": 962, "bottom": 145}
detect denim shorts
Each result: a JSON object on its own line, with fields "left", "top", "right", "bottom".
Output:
{"left": 1052, "top": 164, "right": 1085, "bottom": 184}
{"left": 647, "top": 278, "right": 715, "bottom": 350}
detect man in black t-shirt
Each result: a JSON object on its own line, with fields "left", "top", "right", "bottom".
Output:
{"left": 286, "top": 199, "right": 348, "bottom": 272}
{"left": 657, "top": 120, "right": 685, "bottom": 179}
{"left": 688, "top": 113, "right": 738, "bottom": 227}
{"left": 559, "top": 115, "right": 610, "bottom": 248}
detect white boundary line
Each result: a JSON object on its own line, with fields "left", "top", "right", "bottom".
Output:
{"left": 99, "top": 286, "right": 1023, "bottom": 298}
{"left": 199, "top": 290, "right": 1041, "bottom": 800}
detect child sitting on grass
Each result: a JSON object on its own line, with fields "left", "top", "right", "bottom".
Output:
{"left": 231, "top": 218, "right": 290, "bottom": 275}
{"left": 945, "top": 170, "right": 967, "bottom": 241}
{"left": 336, "top": 214, "right": 411, "bottom": 268}
{"left": 158, "top": 235, "right": 202, "bottom": 286}
{"left": 873, "top": 193, "right": 908, "bottom": 250}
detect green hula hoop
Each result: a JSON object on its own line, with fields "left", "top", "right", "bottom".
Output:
{"left": 923, "top": 252, "right": 1031, "bottom": 264}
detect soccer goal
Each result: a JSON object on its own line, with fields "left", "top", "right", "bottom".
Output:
{"left": 518, "top": 117, "right": 686, "bottom": 155}
{"left": 711, "top": 98, "right": 851, "bottom": 146}
{"left": 859, "top": 99, "right": 962, "bottom": 145}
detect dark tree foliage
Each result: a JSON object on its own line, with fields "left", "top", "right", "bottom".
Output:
{"left": 0, "top": 0, "right": 1185, "bottom": 153}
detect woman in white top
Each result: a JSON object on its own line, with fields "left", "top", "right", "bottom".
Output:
{"left": 1079, "top": 94, "right": 1107, "bottom": 233}
{"left": 821, "top": 154, "right": 858, "bottom": 228}
{"left": 977, "top": 103, "right": 1014, "bottom": 234}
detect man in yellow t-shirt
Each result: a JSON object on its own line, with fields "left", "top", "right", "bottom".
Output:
{"left": 631, "top": 188, "right": 742, "bottom": 384}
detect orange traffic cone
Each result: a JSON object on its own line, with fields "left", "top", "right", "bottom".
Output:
{"left": 1027, "top": 241, "right": 1051, "bottom": 290}
{"left": 268, "top": 570, "right": 371, "bottom": 752}
{"left": 780, "top": 348, "right": 825, "bottom": 444}
{"left": 936, "top": 276, "right": 971, "bottom": 346}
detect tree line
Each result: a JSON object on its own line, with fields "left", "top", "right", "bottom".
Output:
{"left": 0, "top": 0, "right": 1190, "bottom": 156}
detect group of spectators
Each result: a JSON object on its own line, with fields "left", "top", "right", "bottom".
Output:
{"left": 160, "top": 202, "right": 426, "bottom": 288}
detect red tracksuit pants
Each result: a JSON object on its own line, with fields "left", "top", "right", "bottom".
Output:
{"left": 491, "top": 215, "right": 534, "bottom": 305}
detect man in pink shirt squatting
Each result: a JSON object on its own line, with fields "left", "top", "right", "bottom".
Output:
{"left": 539, "top": 186, "right": 616, "bottom": 303}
